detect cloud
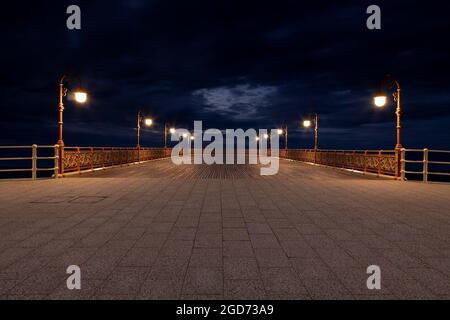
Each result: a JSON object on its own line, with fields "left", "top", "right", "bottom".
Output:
{"left": 192, "top": 84, "right": 278, "bottom": 121}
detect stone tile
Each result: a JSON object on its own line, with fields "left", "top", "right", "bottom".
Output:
{"left": 81, "top": 255, "right": 122, "bottom": 280}
{"left": 224, "top": 257, "right": 260, "bottom": 280}
{"left": 254, "top": 249, "right": 291, "bottom": 267}
{"left": 224, "top": 279, "right": 266, "bottom": 299}
{"left": 47, "top": 248, "right": 97, "bottom": 267}
{"left": 223, "top": 241, "right": 255, "bottom": 257}
{"left": 189, "top": 248, "right": 222, "bottom": 268}
{"left": 302, "top": 278, "right": 353, "bottom": 299}
{"left": 138, "top": 278, "right": 183, "bottom": 299}
{"left": 223, "top": 218, "right": 246, "bottom": 228}
{"left": 183, "top": 267, "right": 223, "bottom": 295}
{"left": 148, "top": 256, "right": 189, "bottom": 280}
{"left": 194, "top": 233, "right": 222, "bottom": 248}
{"left": 0, "top": 279, "right": 19, "bottom": 295}
{"left": 168, "top": 227, "right": 196, "bottom": 240}
{"left": 247, "top": 223, "right": 272, "bottom": 234}
{"left": 260, "top": 267, "right": 309, "bottom": 295}
{"left": 9, "top": 267, "right": 65, "bottom": 295}
{"left": 48, "top": 279, "right": 103, "bottom": 300}
{"left": 135, "top": 233, "right": 167, "bottom": 248}
{"left": 223, "top": 229, "right": 249, "bottom": 241}
{"left": 97, "top": 267, "right": 147, "bottom": 295}
{"left": 197, "top": 222, "right": 222, "bottom": 234}
{"left": 160, "top": 240, "right": 193, "bottom": 257}
{"left": 119, "top": 248, "right": 159, "bottom": 267}
{"left": 249, "top": 234, "right": 281, "bottom": 249}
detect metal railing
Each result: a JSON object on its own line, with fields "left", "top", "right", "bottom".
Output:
{"left": 280, "top": 149, "right": 397, "bottom": 177}
{"left": 401, "top": 148, "right": 450, "bottom": 182}
{"left": 0, "top": 145, "right": 59, "bottom": 180}
{"left": 61, "top": 146, "right": 171, "bottom": 175}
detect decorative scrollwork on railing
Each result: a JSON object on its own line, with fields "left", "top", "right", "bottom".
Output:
{"left": 62, "top": 147, "right": 171, "bottom": 174}
{"left": 281, "top": 149, "right": 396, "bottom": 176}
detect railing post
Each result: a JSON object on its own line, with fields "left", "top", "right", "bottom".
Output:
{"left": 31, "top": 144, "right": 37, "bottom": 180}
{"left": 102, "top": 148, "right": 105, "bottom": 169}
{"left": 77, "top": 147, "right": 81, "bottom": 174}
{"left": 364, "top": 150, "right": 368, "bottom": 173}
{"left": 54, "top": 145, "right": 59, "bottom": 179}
{"left": 378, "top": 150, "right": 382, "bottom": 176}
{"left": 90, "top": 147, "right": 94, "bottom": 171}
{"left": 352, "top": 150, "right": 356, "bottom": 170}
{"left": 400, "top": 148, "right": 406, "bottom": 181}
{"left": 423, "top": 148, "right": 429, "bottom": 183}
{"left": 59, "top": 145, "right": 65, "bottom": 175}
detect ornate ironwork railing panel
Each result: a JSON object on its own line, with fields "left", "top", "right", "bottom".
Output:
{"left": 280, "top": 149, "right": 397, "bottom": 176}
{"left": 62, "top": 147, "right": 171, "bottom": 174}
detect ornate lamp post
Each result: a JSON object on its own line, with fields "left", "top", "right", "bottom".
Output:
{"left": 302, "top": 112, "right": 319, "bottom": 150}
{"left": 57, "top": 75, "right": 88, "bottom": 174}
{"left": 373, "top": 75, "right": 402, "bottom": 177}
{"left": 136, "top": 111, "right": 153, "bottom": 148}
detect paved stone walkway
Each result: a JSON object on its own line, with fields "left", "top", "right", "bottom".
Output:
{"left": 0, "top": 159, "right": 449, "bottom": 299}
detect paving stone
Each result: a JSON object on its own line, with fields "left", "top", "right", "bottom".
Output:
{"left": 224, "top": 257, "right": 260, "bottom": 280}
{"left": 223, "top": 228, "right": 249, "bottom": 241}
{"left": 223, "top": 241, "right": 255, "bottom": 257}
{"left": 224, "top": 279, "right": 266, "bottom": 299}
{"left": 249, "top": 234, "right": 281, "bottom": 249}
{"left": 183, "top": 267, "right": 223, "bottom": 295}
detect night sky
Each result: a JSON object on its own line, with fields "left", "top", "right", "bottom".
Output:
{"left": 1, "top": 1, "right": 450, "bottom": 149}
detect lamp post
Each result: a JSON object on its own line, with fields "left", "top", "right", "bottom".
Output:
{"left": 164, "top": 124, "right": 176, "bottom": 148}
{"left": 302, "top": 112, "right": 319, "bottom": 150}
{"left": 57, "top": 75, "right": 88, "bottom": 174}
{"left": 277, "top": 125, "right": 288, "bottom": 150}
{"left": 373, "top": 75, "right": 402, "bottom": 177}
{"left": 136, "top": 111, "right": 153, "bottom": 149}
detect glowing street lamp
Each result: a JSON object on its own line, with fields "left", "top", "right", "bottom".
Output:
{"left": 302, "top": 113, "right": 319, "bottom": 150}
{"left": 374, "top": 95, "right": 387, "bottom": 107}
{"left": 373, "top": 75, "right": 402, "bottom": 177}
{"left": 57, "top": 75, "right": 88, "bottom": 174}
{"left": 255, "top": 136, "right": 260, "bottom": 141}
{"left": 263, "top": 133, "right": 269, "bottom": 140}
{"left": 170, "top": 128, "right": 176, "bottom": 134}
{"left": 277, "top": 129, "right": 283, "bottom": 135}
{"left": 74, "top": 91, "right": 88, "bottom": 103}
{"left": 302, "top": 120, "right": 311, "bottom": 128}
{"left": 137, "top": 111, "right": 153, "bottom": 148}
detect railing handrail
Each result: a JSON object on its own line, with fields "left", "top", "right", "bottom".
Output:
{"left": 286, "top": 148, "right": 395, "bottom": 153}
{"left": 0, "top": 145, "right": 59, "bottom": 180}
{"left": 64, "top": 146, "right": 168, "bottom": 150}
{"left": 400, "top": 148, "right": 450, "bottom": 183}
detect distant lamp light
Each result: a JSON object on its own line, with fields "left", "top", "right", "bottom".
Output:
{"left": 169, "top": 128, "right": 176, "bottom": 134}
{"left": 190, "top": 136, "right": 195, "bottom": 140}
{"left": 182, "top": 133, "right": 188, "bottom": 138}
{"left": 74, "top": 91, "right": 87, "bottom": 103}
{"left": 255, "top": 136, "right": 260, "bottom": 141}
{"left": 374, "top": 95, "right": 387, "bottom": 107}
{"left": 144, "top": 118, "right": 153, "bottom": 126}
{"left": 303, "top": 120, "right": 312, "bottom": 128}
{"left": 277, "top": 129, "right": 283, "bottom": 135}
{"left": 263, "top": 133, "right": 269, "bottom": 139}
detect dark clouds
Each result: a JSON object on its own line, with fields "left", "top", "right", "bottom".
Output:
{"left": 1, "top": 0, "right": 450, "bottom": 149}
